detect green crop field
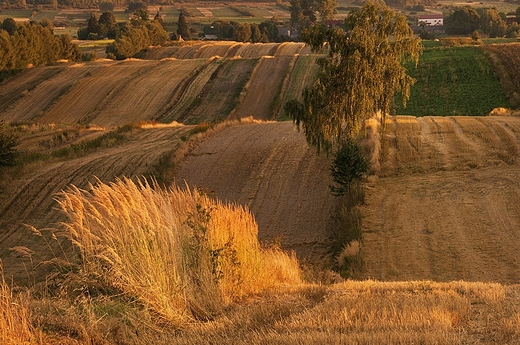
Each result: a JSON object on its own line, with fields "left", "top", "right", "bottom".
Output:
{"left": 396, "top": 45, "right": 510, "bottom": 116}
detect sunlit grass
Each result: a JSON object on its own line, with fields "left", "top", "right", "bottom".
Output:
{"left": 58, "top": 178, "right": 301, "bottom": 325}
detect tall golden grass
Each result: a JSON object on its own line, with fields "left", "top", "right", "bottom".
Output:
{"left": 57, "top": 178, "right": 301, "bottom": 325}
{"left": 0, "top": 268, "right": 36, "bottom": 345}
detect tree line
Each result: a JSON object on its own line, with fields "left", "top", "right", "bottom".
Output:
{"left": 445, "top": 6, "right": 520, "bottom": 38}
{"left": 0, "top": 18, "right": 80, "bottom": 78}
{"left": 203, "top": 20, "right": 284, "bottom": 43}
{"left": 77, "top": 9, "right": 168, "bottom": 60}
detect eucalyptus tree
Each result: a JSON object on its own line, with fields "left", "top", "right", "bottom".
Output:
{"left": 285, "top": 1, "right": 422, "bottom": 155}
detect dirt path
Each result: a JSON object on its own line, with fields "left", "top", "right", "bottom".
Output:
{"left": 362, "top": 115, "right": 520, "bottom": 284}
{"left": 174, "top": 121, "right": 338, "bottom": 261}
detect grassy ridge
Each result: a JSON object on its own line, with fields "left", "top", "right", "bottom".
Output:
{"left": 396, "top": 46, "right": 510, "bottom": 116}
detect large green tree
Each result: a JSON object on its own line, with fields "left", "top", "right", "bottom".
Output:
{"left": 285, "top": 2, "right": 422, "bottom": 154}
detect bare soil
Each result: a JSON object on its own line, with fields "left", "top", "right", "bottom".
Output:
{"left": 362, "top": 115, "right": 520, "bottom": 284}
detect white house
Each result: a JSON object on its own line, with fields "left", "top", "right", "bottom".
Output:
{"left": 418, "top": 14, "right": 444, "bottom": 26}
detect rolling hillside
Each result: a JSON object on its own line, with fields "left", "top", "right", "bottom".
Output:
{"left": 2, "top": 41, "right": 520, "bottom": 344}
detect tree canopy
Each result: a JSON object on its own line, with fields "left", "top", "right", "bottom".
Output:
{"left": 285, "top": 2, "right": 422, "bottom": 155}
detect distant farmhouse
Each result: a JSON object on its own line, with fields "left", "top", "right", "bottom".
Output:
{"left": 418, "top": 14, "right": 444, "bottom": 26}
{"left": 412, "top": 13, "right": 445, "bottom": 35}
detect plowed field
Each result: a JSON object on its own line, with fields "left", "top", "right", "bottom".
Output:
{"left": 362, "top": 115, "right": 520, "bottom": 284}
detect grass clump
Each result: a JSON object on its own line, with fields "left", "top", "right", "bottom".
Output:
{"left": 0, "top": 268, "right": 37, "bottom": 344}
{"left": 57, "top": 178, "right": 301, "bottom": 326}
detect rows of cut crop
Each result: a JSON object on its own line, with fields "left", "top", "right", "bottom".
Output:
{"left": 233, "top": 56, "right": 293, "bottom": 120}
{"left": 93, "top": 59, "right": 207, "bottom": 127}
{"left": 38, "top": 61, "right": 148, "bottom": 124}
{"left": 1, "top": 65, "right": 103, "bottom": 123}
{"left": 160, "top": 59, "right": 222, "bottom": 123}
{"left": 179, "top": 58, "right": 259, "bottom": 124}
{"left": 0, "top": 66, "right": 64, "bottom": 113}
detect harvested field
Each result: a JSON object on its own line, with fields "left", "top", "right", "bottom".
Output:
{"left": 177, "top": 58, "right": 259, "bottom": 124}
{"left": 92, "top": 59, "right": 207, "bottom": 127}
{"left": 0, "top": 124, "right": 192, "bottom": 284}
{"left": 0, "top": 66, "right": 64, "bottom": 113}
{"left": 160, "top": 59, "right": 222, "bottom": 123}
{"left": 235, "top": 42, "right": 278, "bottom": 58}
{"left": 277, "top": 54, "right": 320, "bottom": 118}
{"left": 193, "top": 42, "right": 236, "bottom": 58}
{"left": 174, "top": 121, "right": 338, "bottom": 260}
{"left": 38, "top": 61, "right": 144, "bottom": 125}
{"left": 232, "top": 56, "right": 294, "bottom": 120}
{"left": 146, "top": 46, "right": 180, "bottom": 60}
{"left": 274, "top": 42, "right": 306, "bottom": 56}
{"left": 1, "top": 65, "right": 102, "bottom": 123}
{"left": 172, "top": 44, "right": 205, "bottom": 59}
{"left": 362, "top": 115, "right": 520, "bottom": 284}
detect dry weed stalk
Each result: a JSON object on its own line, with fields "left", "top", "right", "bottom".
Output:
{"left": 57, "top": 177, "right": 301, "bottom": 325}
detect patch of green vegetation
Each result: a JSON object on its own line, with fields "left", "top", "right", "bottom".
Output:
{"left": 482, "top": 37, "right": 520, "bottom": 45}
{"left": 396, "top": 46, "right": 510, "bottom": 116}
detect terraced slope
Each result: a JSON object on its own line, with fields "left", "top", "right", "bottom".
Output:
{"left": 362, "top": 115, "right": 520, "bottom": 284}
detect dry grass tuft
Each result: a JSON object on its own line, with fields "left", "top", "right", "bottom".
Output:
{"left": 0, "top": 267, "right": 37, "bottom": 345}
{"left": 57, "top": 177, "right": 301, "bottom": 326}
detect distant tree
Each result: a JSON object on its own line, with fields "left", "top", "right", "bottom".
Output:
{"left": 40, "top": 18, "right": 54, "bottom": 32}
{"left": 177, "top": 12, "right": 190, "bottom": 40}
{"left": 154, "top": 11, "right": 165, "bottom": 28}
{"left": 235, "top": 23, "right": 251, "bottom": 42}
{"left": 506, "top": 21, "right": 520, "bottom": 37}
{"left": 131, "top": 9, "right": 149, "bottom": 25}
{"left": 127, "top": 0, "right": 147, "bottom": 13}
{"left": 99, "top": 11, "right": 118, "bottom": 38}
{"left": 0, "top": 121, "right": 18, "bottom": 168}
{"left": 1, "top": 18, "right": 17, "bottom": 35}
{"left": 480, "top": 8, "right": 507, "bottom": 37}
{"left": 445, "top": 6, "right": 480, "bottom": 35}
{"left": 259, "top": 20, "right": 281, "bottom": 42}
{"left": 251, "top": 23, "right": 262, "bottom": 42}
{"left": 284, "top": 2, "right": 422, "bottom": 154}
{"left": 0, "top": 30, "right": 14, "bottom": 70}
{"left": 99, "top": 0, "right": 114, "bottom": 12}
{"left": 290, "top": 0, "right": 338, "bottom": 30}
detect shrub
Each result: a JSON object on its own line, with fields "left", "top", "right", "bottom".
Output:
{"left": 329, "top": 140, "right": 369, "bottom": 196}
{"left": 58, "top": 178, "right": 301, "bottom": 325}
{"left": 0, "top": 121, "right": 18, "bottom": 168}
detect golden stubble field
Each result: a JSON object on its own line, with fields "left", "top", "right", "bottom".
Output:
{"left": 362, "top": 115, "right": 520, "bottom": 283}
{"left": 1, "top": 42, "right": 520, "bottom": 343}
